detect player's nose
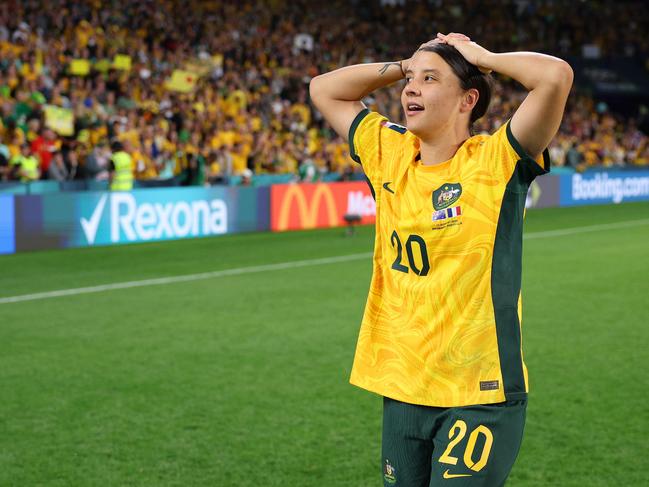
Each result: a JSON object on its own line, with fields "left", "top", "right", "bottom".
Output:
{"left": 404, "top": 83, "right": 421, "bottom": 97}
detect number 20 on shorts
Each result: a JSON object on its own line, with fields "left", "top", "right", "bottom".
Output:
{"left": 439, "top": 420, "right": 494, "bottom": 472}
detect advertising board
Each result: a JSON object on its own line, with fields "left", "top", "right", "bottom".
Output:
{"left": 12, "top": 186, "right": 269, "bottom": 251}
{"left": 270, "top": 182, "right": 376, "bottom": 231}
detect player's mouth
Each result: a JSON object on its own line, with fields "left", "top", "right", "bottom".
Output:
{"left": 406, "top": 102, "right": 425, "bottom": 117}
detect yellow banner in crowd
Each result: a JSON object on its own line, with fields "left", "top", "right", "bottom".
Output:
{"left": 165, "top": 70, "right": 198, "bottom": 93}
{"left": 184, "top": 60, "right": 212, "bottom": 77}
{"left": 113, "top": 54, "right": 132, "bottom": 71}
{"left": 44, "top": 105, "right": 74, "bottom": 136}
{"left": 69, "top": 59, "right": 91, "bottom": 76}
{"left": 94, "top": 58, "right": 112, "bottom": 73}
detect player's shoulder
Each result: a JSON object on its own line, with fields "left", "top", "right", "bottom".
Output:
{"left": 380, "top": 120, "right": 408, "bottom": 135}
{"left": 353, "top": 110, "right": 409, "bottom": 139}
{"left": 455, "top": 132, "right": 490, "bottom": 162}
{"left": 351, "top": 110, "right": 413, "bottom": 161}
{"left": 459, "top": 123, "right": 509, "bottom": 160}
{"left": 475, "top": 123, "right": 508, "bottom": 145}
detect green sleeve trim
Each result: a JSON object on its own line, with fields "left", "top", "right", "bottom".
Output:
{"left": 364, "top": 174, "right": 376, "bottom": 201}
{"left": 505, "top": 121, "right": 551, "bottom": 179}
{"left": 348, "top": 108, "right": 370, "bottom": 164}
{"left": 491, "top": 165, "right": 528, "bottom": 400}
{"left": 491, "top": 123, "right": 554, "bottom": 399}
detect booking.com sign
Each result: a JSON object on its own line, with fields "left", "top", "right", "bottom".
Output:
{"left": 270, "top": 182, "right": 376, "bottom": 232}
{"left": 77, "top": 189, "right": 228, "bottom": 246}
{"left": 560, "top": 171, "right": 649, "bottom": 206}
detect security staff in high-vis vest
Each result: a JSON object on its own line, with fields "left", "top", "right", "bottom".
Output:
{"left": 109, "top": 141, "right": 134, "bottom": 191}
{"left": 10, "top": 143, "right": 40, "bottom": 182}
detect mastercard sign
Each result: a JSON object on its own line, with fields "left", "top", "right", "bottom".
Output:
{"left": 270, "top": 182, "right": 376, "bottom": 231}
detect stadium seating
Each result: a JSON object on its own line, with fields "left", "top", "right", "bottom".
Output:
{"left": 0, "top": 0, "right": 646, "bottom": 189}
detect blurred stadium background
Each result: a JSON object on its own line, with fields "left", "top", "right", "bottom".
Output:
{"left": 0, "top": 0, "right": 648, "bottom": 486}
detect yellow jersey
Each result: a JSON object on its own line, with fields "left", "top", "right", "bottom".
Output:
{"left": 348, "top": 109, "right": 549, "bottom": 407}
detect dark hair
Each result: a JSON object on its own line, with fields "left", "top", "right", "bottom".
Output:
{"left": 417, "top": 43, "right": 492, "bottom": 127}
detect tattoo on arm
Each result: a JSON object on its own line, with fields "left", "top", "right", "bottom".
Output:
{"left": 378, "top": 62, "right": 402, "bottom": 76}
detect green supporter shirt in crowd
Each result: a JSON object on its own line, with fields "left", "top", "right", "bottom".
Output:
{"left": 12, "top": 102, "right": 32, "bottom": 132}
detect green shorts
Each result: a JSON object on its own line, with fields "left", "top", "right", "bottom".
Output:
{"left": 382, "top": 397, "right": 527, "bottom": 487}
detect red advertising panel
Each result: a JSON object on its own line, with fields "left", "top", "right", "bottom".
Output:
{"left": 270, "top": 182, "right": 376, "bottom": 231}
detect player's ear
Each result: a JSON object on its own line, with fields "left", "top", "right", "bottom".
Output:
{"left": 460, "top": 88, "right": 479, "bottom": 114}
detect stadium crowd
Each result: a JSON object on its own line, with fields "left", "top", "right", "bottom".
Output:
{"left": 0, "top": 0, "right": 647, "bottom": 186}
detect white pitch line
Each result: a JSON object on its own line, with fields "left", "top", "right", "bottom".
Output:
{"left": 523, "top": 218, "right": 649, "bottom": 240}
{"left": 0, "top": 252, "right": 373, "bottom": 305}
{"left": 1, "top": 218, "right": 648, "bottom": 305}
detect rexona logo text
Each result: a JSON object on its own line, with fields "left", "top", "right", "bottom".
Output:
{"left": 81, "top": 193, "right": 228, "bottom": 245}
{"left": 347, "top": 191, "right": 376, "bottom": 217}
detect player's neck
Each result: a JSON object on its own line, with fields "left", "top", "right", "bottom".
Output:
{"left": 418, "top": 131, "right": 469, "bottom": 166}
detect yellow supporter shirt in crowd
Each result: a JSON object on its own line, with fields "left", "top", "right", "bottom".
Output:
{"left": 279, "top": 152, "right": 298, "bottom": 174}
{"left": 231, "top": 151, "right": 248, "bottom": 174}
{"left": 133, "top": 150, "right": 157, "bottom": 179}
{"left": 90, "top": 126, "right": 108, "bottom": 146}
{"left": 583, "top": 141, "right": 600, "bottom": 165}
{"left": 290, "top": 103, "right": 311, "bottom": 125}
{"left": 20, "top": 63, "right": 37, "bottom": 82}
{"left": 219, "top": 130, "right": 239, "bottom": 149}
{"left": 227, "top": 90, "right": 248, "bottom": 111}
{"left": 348, "top": 109, "right": 549, "bottom": 408}
{"left": 307, "top": 128, "right": 321, "bottom": 154}
{"left": 327, "top": 140, "right": 353, "bottom": 172}
{"left": 118, "top": 129, "right": 140, "bottom": 148}
{"left": 5, "top": 130, "right": 26, "bottom": 154}
{"left": 75, "top": 21, "right": 93, "bottom": 48}
{"left": 250, "top": 115, "right": 263, "bottom": 132}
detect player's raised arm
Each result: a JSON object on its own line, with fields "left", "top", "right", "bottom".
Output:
{"left": 437, "top": 32, "right": 573, "bottom": 159}
{"left": 309, "top": 60, "right": 408, "bottom": 141}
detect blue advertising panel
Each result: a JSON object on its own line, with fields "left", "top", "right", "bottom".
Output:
{"left": 525, "top": 174, "right": 560, "bottom": 209}
{"left": 560, "top": 171, "right": 649, "bottom": 206}
{"left": 8, "top": 170, "right": 647, "bottom": 254}
{"left": 14, "top": 186, "right": 269, "bottom": 251}
{"left": 0, "top": 194, "right": 15, "bottom": 255}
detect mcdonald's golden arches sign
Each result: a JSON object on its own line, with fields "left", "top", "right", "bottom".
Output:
{"left": 270, "top": 182, "right": 376, "bottom": 231}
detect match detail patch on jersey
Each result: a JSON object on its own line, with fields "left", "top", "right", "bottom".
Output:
{"left": 480, "top": 380, "right": 500, "bottom": 391}
{"left": 432, "top": 183, "right": 462, "bottom": 210}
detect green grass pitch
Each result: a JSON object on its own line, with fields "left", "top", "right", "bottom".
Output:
{"left": 1, "top": 202, "right": 648, "bottom": 486}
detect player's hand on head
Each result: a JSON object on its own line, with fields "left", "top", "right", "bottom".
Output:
{"left": 419, "top": 33, "right": 470, "bottom": 49}
{"left": 434, "top": 32, "right": 493, "bottom": 74}
{"left": 436, "top": 32, "right": 471, "bottom": 42}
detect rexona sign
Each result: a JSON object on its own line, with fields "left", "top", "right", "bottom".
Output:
{"left": 270, "top": 182, "right": 375, "bottom": 231}
{"left": 80, "top": 192, "right": 228, "bottom": 245}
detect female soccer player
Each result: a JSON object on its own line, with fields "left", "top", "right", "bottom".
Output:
{"left": 309, "top": 32, "right": 572, "bottom": 486}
